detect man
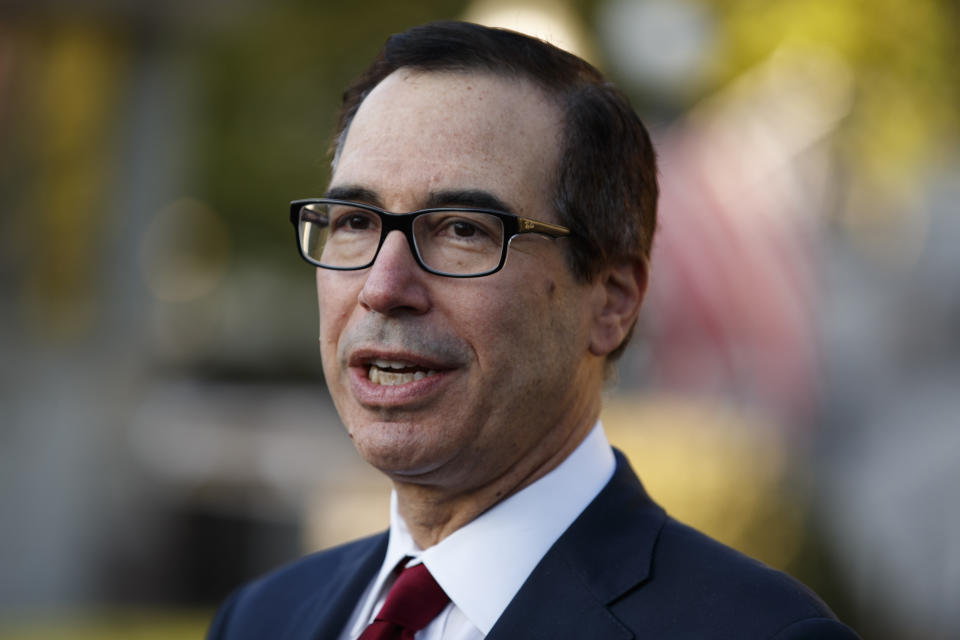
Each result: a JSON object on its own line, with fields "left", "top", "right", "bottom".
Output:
{"left": 208, "top": 21, "right": 859, "bottom": 639}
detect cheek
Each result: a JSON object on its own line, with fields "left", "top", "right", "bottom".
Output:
{"left": 465, "top": 276, "right": 565, "bottom": 368}
{"left": 316, "top": 273, "right": 354, "bottom": 370}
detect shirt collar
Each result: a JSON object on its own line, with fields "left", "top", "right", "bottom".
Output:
{"left": 366, "top": 421, "right": 615, "bottom": 635}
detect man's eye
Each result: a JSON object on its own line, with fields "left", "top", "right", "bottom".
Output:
{"left": 451, "top": 221, "right": 479, "bottom": 237}
{"left": 416, "top": 212, "right": 502, "bottom": 250}
{"left": 436, "top": 217, "right": 493, "bottom": 240}
{"left": 347, "top": 215, "right": 371, "bottom": 229}
{"left": 332, "top": 212, "right": 376, "bottom": 231}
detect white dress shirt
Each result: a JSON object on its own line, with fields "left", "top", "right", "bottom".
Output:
{"left": 338, "top": 421, "right": 616, "bottom": 640}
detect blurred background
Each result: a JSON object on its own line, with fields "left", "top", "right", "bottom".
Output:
{"left": 2, "top": 0, "right": 958, "bottom": 637}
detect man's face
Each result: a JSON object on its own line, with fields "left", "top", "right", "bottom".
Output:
{"left": 317, "top": 70, "right": 604, "bottom": 494}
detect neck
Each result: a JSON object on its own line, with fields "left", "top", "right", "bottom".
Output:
{"left": 392, "top": 411, "right": 598, "bottom": 549}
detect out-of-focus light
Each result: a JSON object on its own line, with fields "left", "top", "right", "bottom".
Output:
{"left": 463, "top": 0, "right": 599, "bottom": 65}
{"left": 598, "top": 0, "right": 714, "bottom": 96}
{"left": 686, "top": 41, "right": 854, "bottom": 222}
{"left": 603, "top": 396, "right": 802, "bottom": 570}
{"left": 645, "top": 43, "right": 855, "bottom": 421}
{"left": 305, "top": 477, "right": 391, "bottom": 551}
{"left": 698, "top": 42, "right": 854, "bottom": 167}
{"left": 842, "top": 179, "right": 928, "bottom": 269}
{"left": 139, "top": 197, "right": 230, "bottom": 302}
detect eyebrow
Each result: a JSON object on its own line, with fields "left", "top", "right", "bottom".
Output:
{"left": 323, "top": 185, "right": 515, "bottom": 215}
{"left": 324, "top": 185, "right": 382, "bottom": 206}
{"left": 424, "top": 190, "right": 515, "bottom": 214}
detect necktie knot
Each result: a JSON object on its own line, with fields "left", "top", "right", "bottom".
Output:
{"left": 359, "top": 562, "right": 450, "bottom": 640}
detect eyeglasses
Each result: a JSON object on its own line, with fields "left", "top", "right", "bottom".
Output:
{"left": 289, "top": 198, "right": 570, "bottom": 277}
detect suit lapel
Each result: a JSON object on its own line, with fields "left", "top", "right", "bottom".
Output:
{"left": 296, "top": 533, "right": 389, "bottom": 640}
{"left": 487, "top": 451, "right": 666, "bottom": 640}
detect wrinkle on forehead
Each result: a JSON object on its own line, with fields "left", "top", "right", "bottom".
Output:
{"left": 332, "top": 70, "right": 563, "bottom": 216}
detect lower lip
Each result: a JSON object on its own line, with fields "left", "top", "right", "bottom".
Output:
{"left": 348, "top": 366, "right": 454, "bottom": 408}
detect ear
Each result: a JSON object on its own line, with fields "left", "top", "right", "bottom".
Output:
{"left": 588, "top": 259, "right": 648, "bottom": 357}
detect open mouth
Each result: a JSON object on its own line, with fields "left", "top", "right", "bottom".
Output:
{"left": 367, "top": 359, "right": 440, "bottom": 386}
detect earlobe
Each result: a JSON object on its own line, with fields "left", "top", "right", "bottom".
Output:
{"left": 588, "top": 259, "right": 648, "bottom": 357}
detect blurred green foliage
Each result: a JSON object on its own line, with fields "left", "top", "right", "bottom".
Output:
{"left": 710, "top": 0, "right": 959, "bottom": 214}
{"left": 188, "top": 0, "right": 471, "bottom": 267}
{"left": 5, "top": 0, "right": 957, "bottom": 306}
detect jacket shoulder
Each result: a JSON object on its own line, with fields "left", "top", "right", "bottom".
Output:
{"left": 207, "top": 532, "right": 388, "bottom": 640}
{"left": 611, "top": 517, "right": 859, "bottom": 639}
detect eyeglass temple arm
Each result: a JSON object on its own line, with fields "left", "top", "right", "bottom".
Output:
{"left": 296, "top": 202, "right": 331, "bottom": 224}
{"left": 516, "top": 217, "right": 570, "bottom": 238}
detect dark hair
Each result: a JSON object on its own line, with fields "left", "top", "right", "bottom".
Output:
{"left": 332, "top": 21, "right": 658, "bottom": 358}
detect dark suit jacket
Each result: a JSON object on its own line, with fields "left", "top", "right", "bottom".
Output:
{"left": 208, "top": 451, "right": 860, "bottom": 639}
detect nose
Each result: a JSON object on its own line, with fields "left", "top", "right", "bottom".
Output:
{"left": 357, "top": 230, "right": 431, "bottom": 315}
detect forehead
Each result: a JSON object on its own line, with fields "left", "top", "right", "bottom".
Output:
{"left": 332, "top": 70, "right": 563, "bottom": 215}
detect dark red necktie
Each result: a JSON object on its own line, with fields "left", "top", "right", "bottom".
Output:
{"left": 358, "top": 562, "right": 450, "bottom": 640}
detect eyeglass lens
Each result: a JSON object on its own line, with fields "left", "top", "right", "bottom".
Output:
{"left": 298, "top": 202, "right": 506, "bottom": 276}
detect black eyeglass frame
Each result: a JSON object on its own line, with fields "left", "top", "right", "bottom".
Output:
{"left": 289, "top": 198, "right": 571, "bottom": 278}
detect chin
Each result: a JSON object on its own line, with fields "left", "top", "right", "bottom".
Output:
{"left": 349, "top": 421, "right": 450, "bottom": 478}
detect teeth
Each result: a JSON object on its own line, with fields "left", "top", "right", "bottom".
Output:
{"left": 372, "top": 359, "right": 413, "bottom": 370}
{"left": 368, "top": 364, "right": 438, "bottom": 385}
